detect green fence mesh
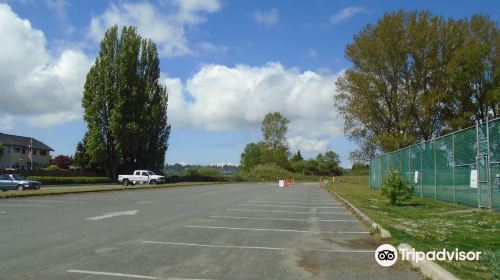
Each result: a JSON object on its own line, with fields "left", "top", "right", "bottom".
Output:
{"left": 370, "top": 118, "right": 500, "bottom": 210}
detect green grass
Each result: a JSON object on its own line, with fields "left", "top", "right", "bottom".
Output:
{"left": 326, "top": 181, "right": 500, "bottom": 280}
{"left": 0, "top": 182, "right": 228, "bottom": 198}
{"left": 27, "top": 176, "right": 112, "bottom": 185}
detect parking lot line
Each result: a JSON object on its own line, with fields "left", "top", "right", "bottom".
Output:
{"left": 255, "top": 197, "right": 334, "bottom": 202}
{"left": 141, "top": 241, "right": 375, "bottom": 253}
{"left": 226, "top": 208, "right": 352, "bottom": 214}
{"left": 22, "top": 199, "right": 89, "bottom": 204}
{"left": 209, "top": 215, "right": 310, "bottom": 222}
{"left": 184, "top": 225, "right": 369, "bottom": 234}
{"left": 250, "top": 200, "right": 341, "bottom": 205}
{"left": 210, "top": 216, "right": 358, "bottom": 223}
{"left": 67, "top": 269, "right": 211, "bottom": 280}
{"left": 0, "top": 211, "right": 7, "bottom": 214}
{"left": 237, "top": 204, "right": 343, "bottom": 209}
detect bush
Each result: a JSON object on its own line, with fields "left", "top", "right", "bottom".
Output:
{"left": 44, "top": 165, "right": 62, "bottom": 171}
{"left": 380, "top": 170, "right": 414, "bottom": 205}
{"left": 28, "top": 176, "right": 111, "bottom": 185}
{"left": 247, "top": 164, "right": 295, "bottom": 181}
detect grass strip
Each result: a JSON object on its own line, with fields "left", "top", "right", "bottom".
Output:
{"left": 325, "top": 182, "right": 499, "bottom": 280}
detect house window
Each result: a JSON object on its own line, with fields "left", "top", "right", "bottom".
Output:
{"left": 40, "top": 151, "right": 47, "bottom": 156}
{"left": 14, "top": 147, "right": 21, "bottom": 153}
{"left": 22, "top": 148, "right": 26, "bottom": 154}
{"left": 6, "top": 147, "right": 11, "bottom": 154}
{"left": 33, "top": 150, "right": 37, "bottom": 156}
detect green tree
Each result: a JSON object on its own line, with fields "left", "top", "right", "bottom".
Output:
{"left": 240, "top": 142, "right": 263, "bottom": 172}
{"left": 316, "top": 151, "right": 343, "bottom": 176}
{"left": 447, "top": 15, "right": 500, "bottom": 124}
{"left": 303, "top": 159, "right": 319, "bottom": 175}
{"left": 261, "top": 112, "right": 290, "bottom": 167}
{"left": 335, "top": 10, "right": 499, "bottom": 155}
{"left": 82, "top": 25, "right": 170, "bottom": 179}
{"left": 290, "top": 150, "right": 303, "bottom": 162}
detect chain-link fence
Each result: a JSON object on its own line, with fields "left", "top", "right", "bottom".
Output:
{"left": 370, "top": 117, "right": 500, "bottom": 210}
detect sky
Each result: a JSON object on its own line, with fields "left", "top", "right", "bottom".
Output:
{"left": 0, "top": 0, "right": 498, "bottom": 167}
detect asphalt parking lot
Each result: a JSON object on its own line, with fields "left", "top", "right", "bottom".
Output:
{"left": 0, "top": 183, "right": 421, "bottom": 279}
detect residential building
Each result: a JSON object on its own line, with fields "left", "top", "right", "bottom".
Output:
{"left": 0, "top": 133, "right": 53, "bottom": 170}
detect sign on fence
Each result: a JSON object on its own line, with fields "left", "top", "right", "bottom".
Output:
{"left": 470, "top": 170, "right": 478, "bottom": 189}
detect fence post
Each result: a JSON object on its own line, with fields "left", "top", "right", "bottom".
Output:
{"left": 420, "top": 143, "right": 423, "bottom": 198}
{"left": 486, "top": 116, "right": 492, "bottom": 209}
{"left": 452, "top": 133, "right": 456, "bottom": 204}
{"left": 434, "top": 140, "right": 437, "bottom": 200}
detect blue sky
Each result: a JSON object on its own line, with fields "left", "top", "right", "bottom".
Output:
{"left": 0, "top": 0, "right": 498, "bottom": 167}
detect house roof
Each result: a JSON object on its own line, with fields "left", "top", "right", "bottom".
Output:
{"left": 0, "top": 133, "right": 54, "bottom": 151}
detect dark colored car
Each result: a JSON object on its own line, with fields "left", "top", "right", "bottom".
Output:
{"left": 0, "top": 174, "right": 41, "bottom": 192}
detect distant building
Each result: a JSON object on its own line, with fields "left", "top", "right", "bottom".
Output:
{"left": 0, "top": 133, "right": 53, "bottom": 170}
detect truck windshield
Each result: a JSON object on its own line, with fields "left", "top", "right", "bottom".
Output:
{"left": 12, "top": 174, "right": 26, "bottom": 180}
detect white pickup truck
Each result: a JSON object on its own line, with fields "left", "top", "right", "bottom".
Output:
{"left": 117, "top": 170, "right": 166, "bottom": 186}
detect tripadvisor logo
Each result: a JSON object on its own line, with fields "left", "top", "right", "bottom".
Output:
{"left": 375, "top": 244, "right": 398, "bottom": 267}
{"left": 375, "top": 244, "right": 482, "bottom": 267}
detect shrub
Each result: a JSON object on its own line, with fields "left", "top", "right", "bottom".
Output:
{"left": 248, "top": 164, "right": 295, "bottom": 181}
{"left": 28, "top": 176, "right": 111, "bottom": 185}
{"left": 45, "top": 165, "right": 62, "bottom": 171}
{"left": 380, "top": 170, "right": 414, "bottom": 205}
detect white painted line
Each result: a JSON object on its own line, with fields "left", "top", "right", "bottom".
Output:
{"left": 141, "top": 241, "right": 374, "bottom": 253}
{"left": 256, "top": 197, "right": 333, "bottom": 202}
{"left": 86, "top": 210, "right": 139, "bottom": 221}
{"left": 210, "top": 215, "right": 309, "bottom": 222}
{"left": 212, "top": 216, "right": 357, "bottom": 222}
{"left": 227, "top": 209, "right": 351, "bottom": 215}
{"left": 68, "top": 269, "right": 163, "bottom": 279}
{"left": 250, "top": 200, "right": 340, "bottom": 205}
{"left": 0, "top": 211, "right": 7, "bottom": 214}
{"left": 142, "top": 241, "right": 285, "bottom": 251}
{"left": 67, "top": 269, "right": 211, "bottom": 280}
{"left": 0, "top": 203, "right": 53, "bottom": 208}
{"left": 238, "top": 204, "right": 343, "bottom": 209}
{"left": 23, "top": 199, "right": 89, "bottom": 204}
{"left": 184, "top": 225, "right": 368, "bottom": 234}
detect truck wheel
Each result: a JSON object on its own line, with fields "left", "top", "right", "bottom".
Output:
{"left": 122, "top": 179, "right": 130, "bottom": 186}
{"left": 150, "top": 179, "right": 157, "bottom": 185}
{"left": 17, "top": 185, "right": 24, "bottom": 192}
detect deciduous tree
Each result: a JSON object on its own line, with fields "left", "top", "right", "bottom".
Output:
{"left": 82, "top": 25, "right": 170, "bottom": 179}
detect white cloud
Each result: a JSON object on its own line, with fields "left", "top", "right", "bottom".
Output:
{"left": 330, "top": 6, "right": 366, "bottom": 24}
{"left": 164, "top": 62, "right": 343, "bottom": 154}
{"left": 254, "top": 8, "right": 279, "bottom": 27}
{"left": 288, "top": 137, "right": 330, "bottom": 153}
{"left": 89, "top": 1, "right": 221, "bottom": 57}
{"left": 0, "top": 3, "right": 92, "bottom": 128}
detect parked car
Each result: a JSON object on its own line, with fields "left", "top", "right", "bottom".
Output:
{"left": 117, "top": 170, "right": 166, "bottom": 186}
{"left": 0, "top": 174, "right": 41, "bottom": 192}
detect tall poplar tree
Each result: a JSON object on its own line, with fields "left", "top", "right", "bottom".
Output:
{"left": 82, "top": 25, "right": 170, "bottom": 179}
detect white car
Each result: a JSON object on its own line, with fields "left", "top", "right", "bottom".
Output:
{"left": 117, "top": 170, "right": 166, "bottom": 186}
